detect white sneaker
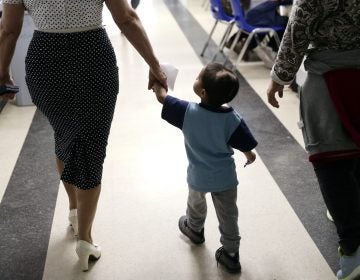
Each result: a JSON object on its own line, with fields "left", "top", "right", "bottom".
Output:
{"left": 337, "top": 246, "right": 360, "bottom": 280}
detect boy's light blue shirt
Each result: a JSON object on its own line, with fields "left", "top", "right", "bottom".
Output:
{"left": 162, "top": 95, "right": 257, "bottom": 193}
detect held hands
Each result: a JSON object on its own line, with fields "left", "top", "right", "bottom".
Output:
{"left": 267, "top": 80, "right": 284, "bottom": 108}
{"left": 152, "top": 82, "right": 164, "bottom": 93}
{"left": 148, "top": 65, "right": 168, "bottom": 92}
{"left": 151, "top": 82, "right": 167, "bottom": 104}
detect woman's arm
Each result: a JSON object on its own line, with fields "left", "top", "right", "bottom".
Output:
{"left": 105, "top": 0, "right": 167, "bottom": 90}
{"left": 271, "top": 0, "right": 316, "bottom": 84}
{"left": 267, "top": 0, "right": 316, "bottom": 107}
{"left": 0, "top": 4, "right": 24, "bottom": 85}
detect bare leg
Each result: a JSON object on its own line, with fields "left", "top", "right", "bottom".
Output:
{"left": 56, "top": 158, "right": 77, "bottom": 210}
{"left": 56, "top": 157, "right": 100, "bottom": 243}
{"left": 76, "top": 186, "right": 101, "bottom": 243}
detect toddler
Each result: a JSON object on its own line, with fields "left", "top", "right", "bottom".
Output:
{"left": 152, "top": 63, "right": 257, "bottom": 273}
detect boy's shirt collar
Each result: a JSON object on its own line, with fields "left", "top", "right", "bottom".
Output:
{"left": 199, "top": 102, "right": 233, "bottom": 113}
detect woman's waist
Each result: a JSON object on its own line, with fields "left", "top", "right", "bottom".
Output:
{"left": 36, "top": 24, "right": 104, "bottom": 34}
{"left": 28, "top": 27, "right": 115, "bottom": 59}
{"left": 304, "top": 48, "right": 360, "bottom": 75}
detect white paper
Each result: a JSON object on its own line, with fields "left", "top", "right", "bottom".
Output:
{"left": 160, "top": 63, "right": 178, "bottom": 91}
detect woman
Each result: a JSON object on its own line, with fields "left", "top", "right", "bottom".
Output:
{"left": 0, "top": 0, "right": 166, "bottom": 271}
{"left": 266, "top": 0, "right": 360, "bottom": 279}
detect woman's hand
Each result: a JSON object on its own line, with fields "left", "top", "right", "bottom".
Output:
{"left": 267, "top": 80, "right": 284, "bottom": 108}
{"left": 0, "top": 3, "right": 25, "bottom": 101}
{"left": 0, "top": 92, "right": 16, "bottom": 100}
{"left": 0, "top": 76, "right": 16, "bottom": 100}
{"left": 148, "top": 66, "right": 167, "bottom": 91}
{"left": 105, "top": 0, "right": 167, "bottom": 92}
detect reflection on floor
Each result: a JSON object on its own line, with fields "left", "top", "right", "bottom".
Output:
{"left": 0, "top": 1, "right": 338, "bottom": 279}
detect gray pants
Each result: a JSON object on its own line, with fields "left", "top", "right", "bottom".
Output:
{"left": 186, "top": 186, "right": 240, "bottom": 253}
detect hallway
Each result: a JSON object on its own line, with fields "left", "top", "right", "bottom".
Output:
{"left": 0, "top": 1, "right": 337, "bottom": 279}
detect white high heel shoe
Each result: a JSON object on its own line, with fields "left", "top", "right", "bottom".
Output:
{"left": 68, "top": 209, "right": 78, "bottom": 236}
{"left": 76, "top": 240, "right": 101, "bottom": 271}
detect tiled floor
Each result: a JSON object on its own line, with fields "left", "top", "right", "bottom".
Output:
{"left": 0, "top": 1, "right": 338, "bottom": 279}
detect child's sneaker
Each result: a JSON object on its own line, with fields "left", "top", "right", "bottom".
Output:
{"left": 215, "top": 246, "right": 241, "bottom": 274}
{"left": 337, "top": 246, "right": 360, "bottom": 280}
{"left": 178, "top": 216, "right": 205, "bottom": 244}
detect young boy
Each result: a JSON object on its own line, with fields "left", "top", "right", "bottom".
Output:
{"left": 152, "top": 63, "right": 257, "bottom": 274}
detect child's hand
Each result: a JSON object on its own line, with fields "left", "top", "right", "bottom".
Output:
{"left": 152, "top": 82, "right": 165, "bottom": 94}
{"left": 152, "top": 82, "right": 168, "bottom": 104}
{"left": 243, "top": 151, "right": 256, "bottom": 167}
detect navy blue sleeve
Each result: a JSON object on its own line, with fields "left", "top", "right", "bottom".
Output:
{"left": 228, "top": 119, "right": 258, "bottom": 152}
{"left": 161, "top": 95, "right": 189, "bottom": 129}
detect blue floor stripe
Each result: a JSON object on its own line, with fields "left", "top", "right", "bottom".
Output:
{"left": 0, "top": 111, "right": 59, "bottom": 280}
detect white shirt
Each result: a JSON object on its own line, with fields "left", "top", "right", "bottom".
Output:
{"left": 2, "top": 0, "right": 104, "bottom": 31}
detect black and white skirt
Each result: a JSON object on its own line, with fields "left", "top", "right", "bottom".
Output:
{"left": 25, "top": 28, "right": 119, "bottom": 189}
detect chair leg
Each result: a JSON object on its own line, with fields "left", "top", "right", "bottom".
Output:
{"left": 220, "top": 22, "right": 234, "bottom": 51}
{"left": 258, "top": 30, "right": 280, "bottom": 48}
{"left": 233, "top": 32, "right": 255, "bottom": 70}
{"left": 211, "top": 22, "right": 234, "bottom": 62}
{"left": 232, "top": 29, "right": 280, "bottom": 70}
{"left": 272, "top": 31, "right": 281, "bottom": 47}
{"left": 222, "top": 30, "right": 242, "bottom": 65}
{"left": 201, "top": 0, "right": 209, "bottom": 8}
{"left": 200, "top": 20, "right": 219, "bottom": 57}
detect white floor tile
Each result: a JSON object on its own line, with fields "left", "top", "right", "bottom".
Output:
{"left": 0, "top": 102, "right": 36, "bottom": 202}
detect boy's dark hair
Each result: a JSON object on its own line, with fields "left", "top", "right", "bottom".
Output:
{"left": 201, "top": 63, "right": 240, "bottom": 107}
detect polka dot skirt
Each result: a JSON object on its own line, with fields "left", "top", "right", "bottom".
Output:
{"left": 25, "top": 28, "right": 119, "bottom": 190}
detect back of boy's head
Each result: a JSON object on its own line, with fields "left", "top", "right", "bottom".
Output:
{"left": 202, "top": 63, "right": 239, "bottom": 107}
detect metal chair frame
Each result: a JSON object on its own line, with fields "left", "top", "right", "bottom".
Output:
{"left": 218, "top": 0, "right": 285, "bottom": 68}
{"left": 201, "top": 0, "right": 210, "bottom": 9}
{"left": 200, "top": 0, "right": 235, "bottom": 58}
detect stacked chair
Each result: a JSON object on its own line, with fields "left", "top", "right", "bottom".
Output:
{"left": 213, "top": 0, "right": 286, "bottom": 69}
{"left": 200, "top": 0, "right": 235, "bottom": 58}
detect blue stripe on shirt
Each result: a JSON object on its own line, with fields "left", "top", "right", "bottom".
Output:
{"left": 228, "top": 119, "right": 258, "bottom": 152}
{"left": 161, "top": 95, "right": 189, "bottom": 129}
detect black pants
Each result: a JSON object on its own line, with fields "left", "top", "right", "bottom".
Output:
{"left": 313, "top": 157, "right": 360, "bottom": 255}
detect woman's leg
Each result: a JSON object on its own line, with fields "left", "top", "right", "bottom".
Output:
{"left": 313, "top": 157, "right": 360, "bottom": 255}
{"left": 74, "top": 186, "right": 102, "bottom": 271}
{"left": 56, "top": 157, "right": 100, "bottom": 243}
{"left": 56, "top": 158, "right": 77, "bottom": 210}
{"left": 76, "top": 186, "right": 101, "bottom": 243}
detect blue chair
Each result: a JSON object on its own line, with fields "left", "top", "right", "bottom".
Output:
{"left": 200, "top": 0, "right": 235, "bottom": 57}
{"left": 221, "top": 0, "right": 285, "bottom": 67}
